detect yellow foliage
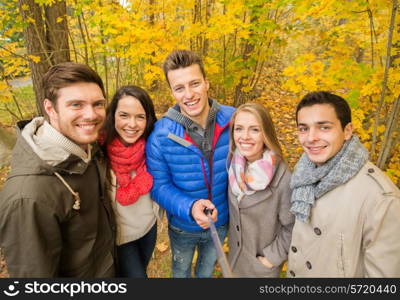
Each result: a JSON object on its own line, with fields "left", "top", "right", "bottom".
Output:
{"left": 0, "top": 82, "right": 12, "bottom": 103}
{"left": 283, "top": 66, "right": 296, "bottom": 77}
{"left": 386, "top": 169, "right": 400, "bottom": 185}
{"left": 310, "top": 61, "right": 324, "bottom": 74}
{"left": 26, "top": 17, "right": 35, "bottom": 24}
{"left": 377, "top": 125, "right": 385, "bottom": 134}
{"left": 28, "top": 55, "right": 41, "bottom": 63}
{"left": 298, "top": 53, "right": 315, "bottom": 63}
{"left": 282, "top": 78, "right": 302, "bottom": 94}
{"left": 0, "top": 0, "right": 397, "bottom": 186}
{"left": 204, "top": 57, "right": 220, "bottom": 76}
{"left": 298, "top": 76, "right": 318, "bottom": 91}
{"left": 156, "top": 242, "right": 168, "bottom": 253}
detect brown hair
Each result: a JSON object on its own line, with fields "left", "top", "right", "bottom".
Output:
{"left": 102, "top": 85, "right": 157, "bottom": 147}
{"left": 163, "top": 49, "right": 206, "bottom": 85}
{"left": 229, "top": 102, "right": 284, "bottom": 161}
{"left": 296, "top": 91, "right": 351, "bottom": 129}
{"left": 42, "top": 62, "right": 106, "bottom": 107}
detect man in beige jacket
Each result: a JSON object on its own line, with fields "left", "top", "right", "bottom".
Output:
{"left": 287, "top": 91, "right": 400, "bottom": 277}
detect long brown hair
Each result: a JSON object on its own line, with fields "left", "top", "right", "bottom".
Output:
{"left": 229, "top": 102, "right": 284, "bottom": 162}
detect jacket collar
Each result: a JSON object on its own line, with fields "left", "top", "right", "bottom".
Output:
{"left": 20, "top": 117, "right": 91, "bottom": 166}
{"left": 9, "top": 119, "right": 102, "bottom": 178}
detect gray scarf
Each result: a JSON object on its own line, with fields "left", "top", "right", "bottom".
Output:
{"left": 290, "top": 136, "right": 368, "bottom": 222}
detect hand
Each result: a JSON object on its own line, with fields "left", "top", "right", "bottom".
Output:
{"left": 191, "top": 199, "right": 218, "bottom": 229}
{"left": 257, "top": 256, "right": 273, "bottom": 269}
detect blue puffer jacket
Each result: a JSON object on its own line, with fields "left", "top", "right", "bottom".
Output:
{"left": 146, "top": 105, "right": 235, "bottom": 232}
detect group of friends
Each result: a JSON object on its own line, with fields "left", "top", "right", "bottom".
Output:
{"left": 0, "top": 49, "right": 399, "bottom": 278}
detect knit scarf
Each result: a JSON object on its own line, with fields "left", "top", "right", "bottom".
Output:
{"left": 107, "top": 137, "right": 153, "bottom": 206}
{"left": 229, "top": 149, "right": 277, "bottom": 202}
{"left": 290, "top": 136, "right": 368, "bottom": 222}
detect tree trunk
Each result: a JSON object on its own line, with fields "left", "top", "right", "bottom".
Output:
{"left": 233, "top": 41, "right": 254, "bottom": 107}
{"left": 377, "top": 95, "right": 400, "bottom": 169}
{"left": 233, "top": 5, "right": 260, "bottom": 107}
{"left": 18, "top": 0, "right": 51, "bottom": 116}
{"left": 148, "top": 0, "right": 160, "bottom": 93}
{"left": 45, "top": 1, "right": 70, "bottom": 64}
{"left": 371, "top": 0, "right": 397, "bottom": 157}
{"left": 18, "top": 0, "right": 70, "bottom": 116}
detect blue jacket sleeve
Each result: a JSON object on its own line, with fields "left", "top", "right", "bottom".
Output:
{"left": 146, "top": 130, "right": 198, "bottom": 223}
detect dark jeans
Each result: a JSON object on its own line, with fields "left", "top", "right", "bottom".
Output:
{"left": 116, "top": 222, "right": 157, "bottom": 278}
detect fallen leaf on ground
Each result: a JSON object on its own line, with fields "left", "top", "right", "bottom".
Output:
{"left": 156, "top": 242, "right": 168, "bottom": 253}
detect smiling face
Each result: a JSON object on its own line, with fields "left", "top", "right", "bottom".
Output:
{"left": 233, "top": 111, "right": 265, "bottom": 162}
{"left": 297, "top": 104, "right": 353, "bottom": 166}
{"left": 167, "top": 64, "right": 210, "bottom": 127}
{"left": 44, "top": 82, "right": 106, "bottom": 150}
{"left": 114, "top": 96, "right": 146, "bottom": 145}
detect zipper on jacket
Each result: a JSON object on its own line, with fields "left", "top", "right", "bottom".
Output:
{"left": 200, "top": 157, "right": 212, "bottom": 200}
{"left": 208, "top": 122, "right": 230, "bottom": 203}
{"left": 182, "top": 132, "right": 213, "bottom": 201}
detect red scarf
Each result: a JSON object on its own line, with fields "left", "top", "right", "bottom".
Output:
{"left": 107, "top": 137, "right": 153, "bottom": 206}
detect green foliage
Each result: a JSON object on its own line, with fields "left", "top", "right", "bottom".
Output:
{"left": 0, "top": 85, "right": 35, "bottom": 125}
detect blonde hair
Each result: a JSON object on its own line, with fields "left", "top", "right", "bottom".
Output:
{"left": 229, "top": 102, "right": 284, "bottom": 162}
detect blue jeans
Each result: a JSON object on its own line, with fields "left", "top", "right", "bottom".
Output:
{"left": 168, "top": 223, "right": 228, "bottom": 278}
{"left": 116, "top": 222, "right": 157, "bottom": 278}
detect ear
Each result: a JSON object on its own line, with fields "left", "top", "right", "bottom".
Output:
{"left": 344, "top": 122, "right": 353, "bottom": 140}
{"left": 205, "top": 78, "right": 210, "bottom": 91}
{"left": 43, "top": 99, "right": 58, "bottom": 123}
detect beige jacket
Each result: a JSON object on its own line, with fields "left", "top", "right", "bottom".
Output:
{"left": 287, "top": 161, "right": 400, "bottom": 277}
{"left": 108, "top": 170, "right": 162, "bottom": 246}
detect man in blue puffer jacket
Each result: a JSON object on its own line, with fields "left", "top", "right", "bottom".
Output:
{"left": 146, "top": 50, "right": 235, "bottom": 277}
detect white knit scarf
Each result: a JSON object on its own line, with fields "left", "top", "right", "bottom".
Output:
{"left": 229, "top": 149, "right": 277, "bottom": 202}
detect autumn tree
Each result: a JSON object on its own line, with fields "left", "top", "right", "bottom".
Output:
{"left": 281, "top": 0, "right": 400, "bottom": 184}
{"left": 1, "top": 0, "right": 398, "bottom": 184}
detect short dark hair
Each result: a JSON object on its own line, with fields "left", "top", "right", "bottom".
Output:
{"left": 296, "top": 91, "right": 352, "bottom": 129}
{"left": 102, "top": 85, "right": 157, "bottom": 147}
{"left": 163, "top": 49, "right": 206, "bottom": 85}
{"left": 42, "top": 62, "right": 106, "bottom": 106}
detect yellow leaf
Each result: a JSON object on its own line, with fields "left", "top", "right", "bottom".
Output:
{"left": 299, "top": 76, "right": 318, "bottom": 91}
{"left": 28, "top": 55, "right": 41, "bottom": 63}
{"left": 310, "top": 61, "right": 324, "bottom": 74}
{"left": 21, "top": 4, "right": 29, "bottom": 10}
{"left": 377, "top": 124, "right": 385, "bottom": 134}
{"left": 223, "top": 238, "right": 229, "bottom": 253}
{"left": 283, "top": 65, "right": 296, "bottom": 77}
{"left": 282, "top": 262, "right": 287, "bottom": 272}
{"left": 301, "top": 53, "right": 315, "bottom": 62}
{"left": 26, "top": 17, "right": 35, "bottom": 24}
{"left": 156, "top": 242, "right": 168, "bottom": 253}
{"left": 56, "top": 17, "right": 63, "bottom": 23}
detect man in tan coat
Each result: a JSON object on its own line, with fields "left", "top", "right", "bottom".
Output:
{"left": 287, "top": 91, "right": 400, "bottom": 277}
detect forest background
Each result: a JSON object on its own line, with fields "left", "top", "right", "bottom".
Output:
{"left": 0, "top": 0, "right": 399, "bottom": 277}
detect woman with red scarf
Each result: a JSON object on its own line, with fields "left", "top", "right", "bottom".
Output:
{"left": 102, "top": 85, "right": 159, "bottom": 277}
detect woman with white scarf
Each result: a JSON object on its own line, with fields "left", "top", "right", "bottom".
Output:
{"left": 227, "top": 102, "right": 294, "bottom": 277}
